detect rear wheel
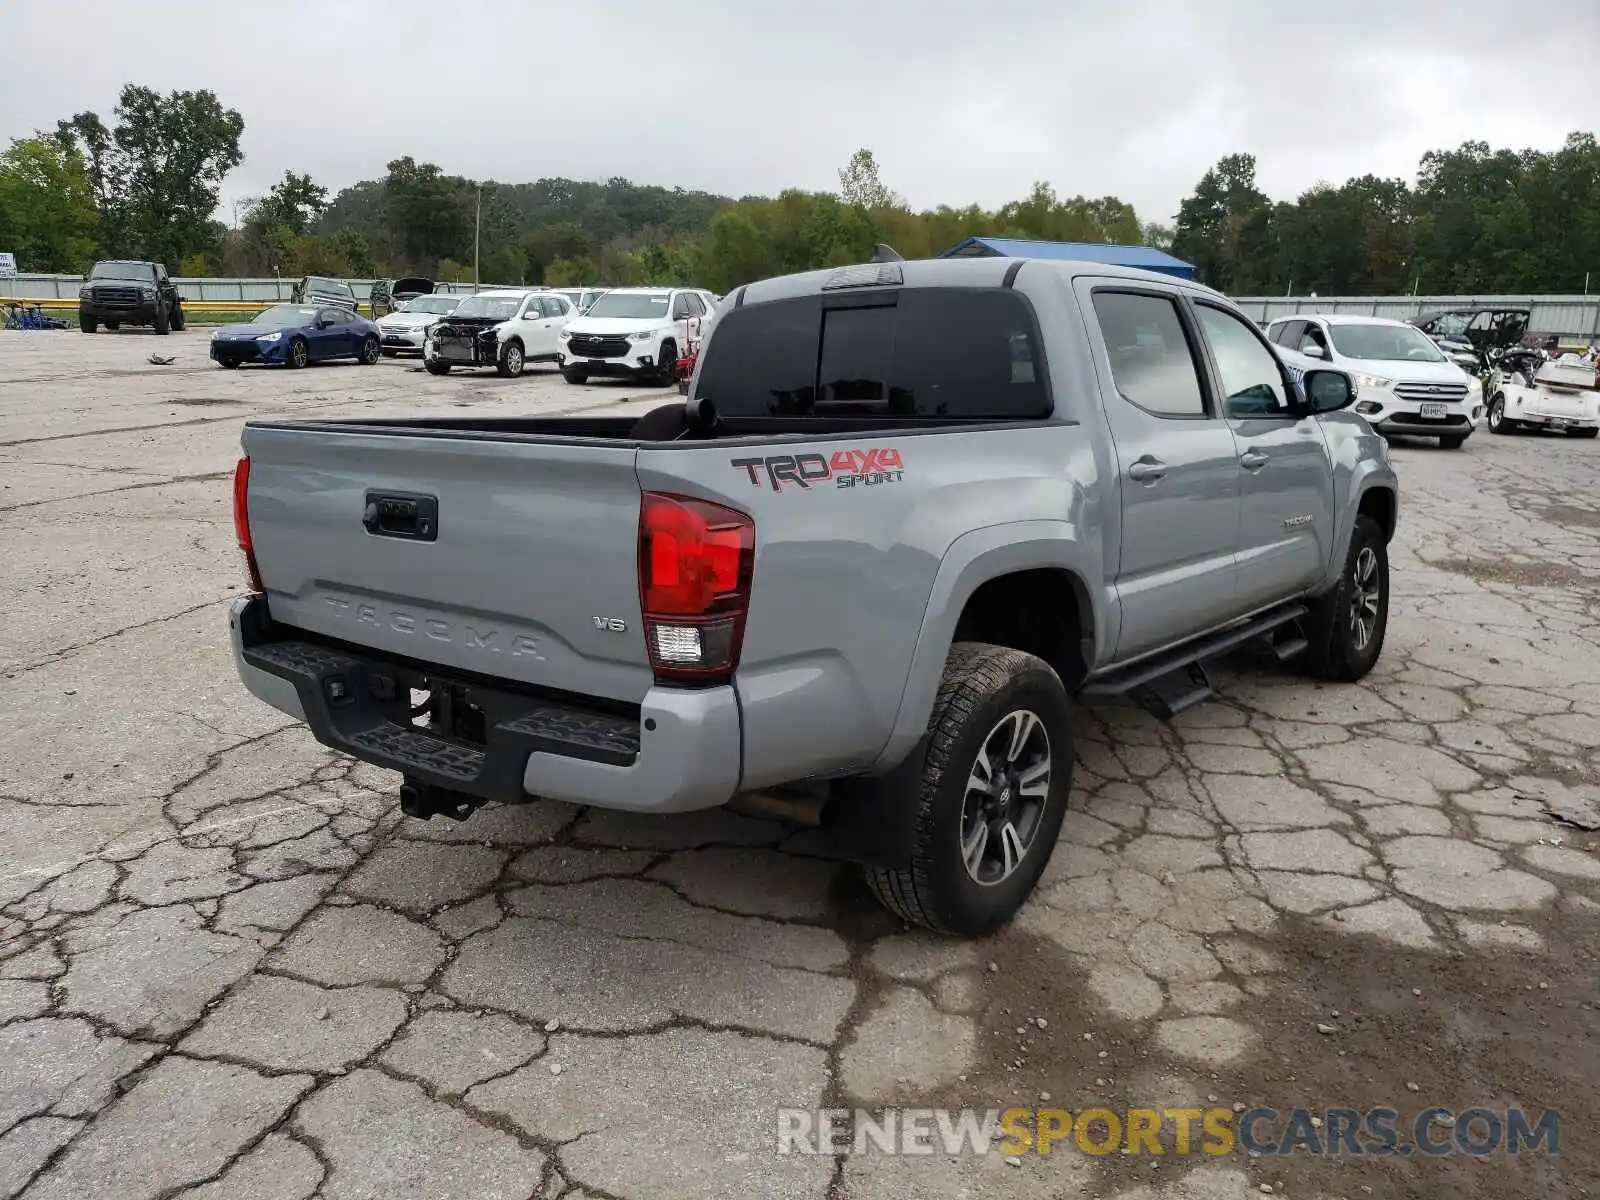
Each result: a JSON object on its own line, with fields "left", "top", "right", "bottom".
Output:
{"left": 1298, "top": 514, "right": 1388, "bottom": 682}
{"left": 864, "top": 643, "right": 1074, "bottom": 936}
{"left": 170, "top": 305, "right": 185, "bottom": 332}
{"left": 287, "top": 336, "right": 309, "bottom": 369}
{"left": 359, "top": 335, "right": 380, "bottom": 365}
{"left": 497, "top": 341, "right": 525, "bottom": 378}
{"left": 153, "top": 304, "right": 170, "bottom": 335}
{"left": 79, "top": 315, "right": 96, "bottom": 333}
{"left": 562, "top": 365, "right": 589, "bottom": 384}
{"left": 425, "top": 359, "right": 452, "bottom": 375}
{"left": 1568, "top": 427, "right": 1599, "bottom": 439}
{"left": 1439, "top": 435, "right": 1466, "bottom": 449}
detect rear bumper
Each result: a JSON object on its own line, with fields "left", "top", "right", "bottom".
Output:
{"left": 229, "top": 596, "right": 740, "bottom": 812}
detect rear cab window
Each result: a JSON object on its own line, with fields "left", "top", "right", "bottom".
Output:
{"left": 693, "top": 289, "right": 1050, "bottom": 421}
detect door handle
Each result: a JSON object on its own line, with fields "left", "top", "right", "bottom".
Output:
{"left": 1240, "top": 451, "right": 1270, "bottom": 471}
{"left": 1127, "top": 458, "right": 1167, "bottom": 483}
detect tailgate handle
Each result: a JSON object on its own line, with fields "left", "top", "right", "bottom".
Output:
{"left": 363, "top": 491, "right": 438, "bottom": 541}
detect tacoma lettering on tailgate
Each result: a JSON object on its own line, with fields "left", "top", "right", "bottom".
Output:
{"left": 731, "top": 449, "right": 905, "bottom": 493}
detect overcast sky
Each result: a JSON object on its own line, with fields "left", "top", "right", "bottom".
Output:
{"left": 4, "top": 0, "right": 1597, "bottom": 226}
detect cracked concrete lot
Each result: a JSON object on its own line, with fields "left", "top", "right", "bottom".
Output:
{"left": 1, "top": 327, "right": 1597, "bottom": 1200}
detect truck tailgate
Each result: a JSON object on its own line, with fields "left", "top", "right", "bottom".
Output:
{"left": 242, "top": 424, "right": 652, "bottom": 703}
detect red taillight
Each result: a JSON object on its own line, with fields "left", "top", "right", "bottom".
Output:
{"left": 637, "top": 492, "right": 754, "bottom": 685}
{"left": 232, "top": 456, "right": 264, "bottom": 594}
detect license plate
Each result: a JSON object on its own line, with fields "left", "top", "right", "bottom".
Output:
{"left": 1420, "top": 403, "right": 1447, "bottom": 419}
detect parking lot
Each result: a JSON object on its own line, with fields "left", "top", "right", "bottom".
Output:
{"left": 1, "top": 327, "right": 1596, "bottom": 1199}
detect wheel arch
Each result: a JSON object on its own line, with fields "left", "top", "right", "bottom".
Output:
{"left": 1357, "top": 484, "right": 1397, "bottom": 543}
{"left": 868, "top": 522, "right": 1102, "bottom": 775}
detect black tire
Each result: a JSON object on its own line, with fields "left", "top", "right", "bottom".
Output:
{"left": 79, "top": 315, "right": 96, "bottom": 334}
{"left": 358, "top": 335, "right": 380, "bottom": 365}
{"left": 1438, "top": 435, "right": 1466, "bottom": 450}
{"left": 1298, "top": 514, "right": 1388, "bottom": 683}
{"left": 562, "top": 365, "right": 589, "bottom": 384}
{"left": 217, "top": 358, "right": 240, "bottom": 369}
{"left": 863, "top": 643, "right": 1074, "bottom": 936}
{"left": 425, "top": 359, "right": 452, "bottom": 375}
{"left": 1487, "top": 396, "right": 1520, "bottom": 435}
{"left": 656, "top": 340, "right": 678, "bottom": 387}
{"left": 105, "top": 321, "right": 119, "bottom": 331}
{"left": 170, "top": 305, "right": 185, "bottom": 332}
{"left": 153, "top": 304, "right": 170, "bottom": 335}
{"left": 1568, "top": 427, "right": 1599, "bottom": 439}
{"left": 287, "top": 336, "right": 309, "bottom": 369}
{"left": 497, "top": 340, "right": 525, "bottom": 378}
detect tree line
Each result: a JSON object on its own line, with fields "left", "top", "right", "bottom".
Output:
{"left": 3, "top": 83, "right": 1596, "bottom": 297}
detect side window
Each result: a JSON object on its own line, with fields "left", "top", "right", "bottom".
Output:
{"left": 540, "top": 295, "right": 568, "bottom": 318}
{"left": 1195, "top": 305, "right": 1292, "bottom": 417}
{"left": 684, "top": 293, "right": 706, "bottom": 317}
{"left": 1298, "top": 322, "right": 1330, "bottom": 358}
{"left": 1273, "top": 320, "right": 1305, "bottom": 348}
{"left": 669, "top": 293, "right": 690, "bottom": 319}
{"left": 1090, "top": 291, "right": 1207, "bottom": 417}
{"left": 1468, "top": 311, "right": 1493, "bottom": 332}
{"left": 155, "top": 265, "right": 168, "bottom": 283}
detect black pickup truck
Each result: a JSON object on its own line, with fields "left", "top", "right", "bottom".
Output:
{"left": 78, "top": 260, "right": 185, "bottom": 334}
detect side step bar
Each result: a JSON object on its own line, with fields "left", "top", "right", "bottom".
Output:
{"left": 1081, "top": 602, "right": 1308, "bottom": 716}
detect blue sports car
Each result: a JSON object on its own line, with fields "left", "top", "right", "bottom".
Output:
{"left": 210, "top": 302, "right": 383, "bottom": 369}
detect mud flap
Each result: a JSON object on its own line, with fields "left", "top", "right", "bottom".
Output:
{"left": 819, "top": 736, "right": 929, "bottom": 869}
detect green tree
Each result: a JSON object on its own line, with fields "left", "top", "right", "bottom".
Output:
{"left": 1171, "top": 153, "right": 1273, "bottom": 290}
{"left": 0, "top": 136, "right": 101, "bottom": 272}
{"left": 838, "top": 148, "right": 899, "bottom": 210}
{"left": 1142, "top": 221, "right": 1175, "bottom": 251}
{"left": 382, "top": 157, "right": 473, "bottom": 273}
{"left": 543, "top": 256, "right": 597, "bottom": 286}
{"left": 54, "top": 85, "right": 245, "bottom": 267}
{"left": 250, "top": 171, "right": 328, "bottom": 236}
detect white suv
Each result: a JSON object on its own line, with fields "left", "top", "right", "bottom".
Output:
{"left": 423, "top": 290, "right": 577, "bottom": 377}
{"left": 1267, "top": 314, "right": 1484, "bottom": 449}
{"left": 559, "top": 287, "right": 713, "bottom": 386}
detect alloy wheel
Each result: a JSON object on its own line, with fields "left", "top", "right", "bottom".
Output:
{"left": 959, "top": 709, "right": 1052, "bottom": 886}
{"left": 1349, "top": 546, "right": 1382, "bottom": 651}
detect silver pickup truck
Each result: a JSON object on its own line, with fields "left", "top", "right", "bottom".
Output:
{"left": 228, "top": 256, "right": 1398, "bottom": 934}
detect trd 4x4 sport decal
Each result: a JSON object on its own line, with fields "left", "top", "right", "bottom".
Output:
{"left": 731, "top": 449, "right": 905, "bottom": 493}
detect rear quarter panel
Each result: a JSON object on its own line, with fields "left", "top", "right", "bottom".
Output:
{"left": 639, "top": 424, "right": 1106, "bottom": 787}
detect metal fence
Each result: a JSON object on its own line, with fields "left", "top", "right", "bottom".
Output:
{"left": 1230, "top": 294, "right": 1600, "bottom": 340}
{"left": 5, "top": 273, "right": 1599, "bottom": 337}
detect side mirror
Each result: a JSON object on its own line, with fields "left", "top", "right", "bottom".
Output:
{"left": 1303, "top": 369, "right": 1355, "bottom": 413}
{"left": 1299, "top": 341, "right": 1327, "bottom": 359}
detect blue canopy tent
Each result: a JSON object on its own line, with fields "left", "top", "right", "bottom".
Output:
{"left": 942, "top": 237, "right": 1196, "bottom": 280}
